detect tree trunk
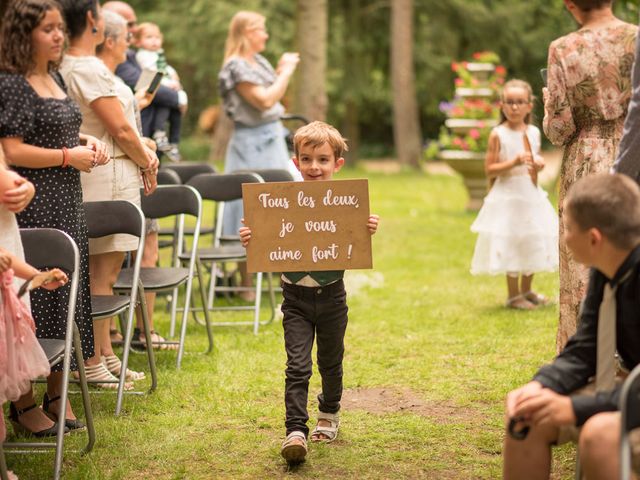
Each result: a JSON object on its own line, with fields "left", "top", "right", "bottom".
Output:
{"left": 390, "top": 0, "right": 422, "bottom": 168}
{"left": 293, "top": 0, "right": 328, "bottom": 122}
{"left": 341, "top": 0, "right": 362, "bottom": 164}
{"left": 209, "top": 107, "right": 233, "bottom": 165}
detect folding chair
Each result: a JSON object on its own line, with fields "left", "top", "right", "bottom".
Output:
{"left": 620, "top": 363, "right": 640, "bottom": 480}
{"left": 157, "top": 168, "right": 181, "bottom": 186}
{"left": 184, "top": 172, "right": 275, "bottom": 334}
{"left": 163, "top": 163, "right": 217, "bottom": 184}
{"left": 232, "top": 168, "right": 296, "bottom": 313}
{"left": 114, "top": 185, "right": 212, "bottom": 370}
{"left": 83, "top": 200, "right": 152, "bottom": 416}
{"left": 3, "top": 228, "right": 95, "bottom": 480}
{"left": 159, "top": 163, "right": 217, "bottom": 254}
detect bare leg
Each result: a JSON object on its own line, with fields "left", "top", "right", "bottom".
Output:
{"left": 507, "top": 274, "right": 520, "bottom": 299}
{"left": 503, "top": 414, "right": 558, "bottom": 480}
{"left": 506, "top": 274, "right": 534, "bottom": 309}
{"left": 135, "top": 231, "right": 157, "bottom": 334}
{"left": 521, "top": 274, "right": 533, "bottom": 294}
{"left": 45, "top": 371, "right": 76, "bottom": 420}
{"left": 238, "top": 261, "right": 255, "bottom": 302}
{"left": 88, "top": 251, "right": 126, "bottom": 364}
{"left": 579, "top": 412, "right": 621, "bottom": 480}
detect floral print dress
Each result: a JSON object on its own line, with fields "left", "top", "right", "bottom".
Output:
{"left": 543, "top": 21, "right": 637, "bottom": 349}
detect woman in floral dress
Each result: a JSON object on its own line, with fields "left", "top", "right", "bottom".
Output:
{"left": 543, "top": 0, "right": 637, "bottom": 349}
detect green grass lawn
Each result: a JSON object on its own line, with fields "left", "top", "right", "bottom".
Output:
{"left": 5, "top": 168, "right": 575, "bottom": 479}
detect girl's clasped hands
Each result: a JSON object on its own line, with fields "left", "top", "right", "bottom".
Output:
{"left": 514, "top": 152, "right": 545, "bottom": 172}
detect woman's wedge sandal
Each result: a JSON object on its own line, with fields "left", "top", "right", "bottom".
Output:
{"left": 310, "top": 411, "right": 340, "bottom": 443}
{"left": 83, "top": 362, "right": 133, "bottom": 390}
{"left": 280, "top": 431, "right": 307, "bottom": 463}
{"left": 102, "top": 354, "right": 146, "bottom": 381}
{"left": 8, "top": 402, "right": 64, "bottom": 437}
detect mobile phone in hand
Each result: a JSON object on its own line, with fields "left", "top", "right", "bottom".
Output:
{"left": 540, "top": 68, "right": 548, "bottom": 87}
{"left": 146, "top": 72, "right": 163, "bottom": 95}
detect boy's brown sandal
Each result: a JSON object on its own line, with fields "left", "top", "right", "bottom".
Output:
{"left": 281, "top": 431, "right": 307, "bottom": 463}
{"left": 310, "top": 411, "right": 340, "bottom": 443}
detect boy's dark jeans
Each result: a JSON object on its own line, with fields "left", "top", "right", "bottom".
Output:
{"left": 281, "top": 280, "right": 349, "bottom": 436}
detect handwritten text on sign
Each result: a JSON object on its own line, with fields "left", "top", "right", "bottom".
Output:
{"left": 242, "top": 179, "right": 372, "bottom": 273}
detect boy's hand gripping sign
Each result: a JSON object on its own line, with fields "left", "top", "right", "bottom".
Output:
{"left": 242, "top": 179, "right": 372, "bottom": 273}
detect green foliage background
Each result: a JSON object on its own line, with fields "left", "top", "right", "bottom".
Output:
{"left": 130, "top": 0, "right": 640, "bottom": 156}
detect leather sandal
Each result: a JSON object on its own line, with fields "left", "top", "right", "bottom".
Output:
{"left": 9, "top": 402, "right": 66, "bottom": 437}
{"left": 522, "top": 291, "right": 550, "bottom": 306}
{"left": 137, "top": 329, "right": 179, "bottom": 351}
{"left": 505, "top": 295, "right": 535, "bottom": 310}
{"left": 281, "top": 431, "right": 307, "bottom": 463}
{"left": 102, "top": 354, "right": 146, "bottom": 381}
{"left": 83, "top": 362, "right": 133, "bottom": 390}
{"left": 310, "top": 411, "right": 340, "bottom": 443}
{"left": 42, "top": 393, "right": 85, "bottom": 431}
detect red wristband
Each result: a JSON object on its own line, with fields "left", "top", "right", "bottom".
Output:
{"left": 61, "top": 147, "right": 69, "bottom": 168}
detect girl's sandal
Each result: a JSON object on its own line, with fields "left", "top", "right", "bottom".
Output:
{"left": 522, "top": 291, "right": 550, "bottom": 306}
{"left": 280, "top": 431, "right": 307, "bottom": 463}
{"left": 102, "top": 354, "right": 146, "bottom": 381}
{"left": 83, "top": 362, "right": 133, "bottom": 390}
{"left": 310, "top": 411, "right": 340, "bottom": 443}
{"left": 505, "top": 295, "right": 535, "bottom": 310}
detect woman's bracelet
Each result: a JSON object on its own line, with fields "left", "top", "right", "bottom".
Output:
{"left": 61, "top": 147, "right": 70, "bottom": 168}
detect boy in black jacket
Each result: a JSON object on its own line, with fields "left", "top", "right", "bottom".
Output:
{"left": 504, "top": 173, "right": 640, "bottom": 479}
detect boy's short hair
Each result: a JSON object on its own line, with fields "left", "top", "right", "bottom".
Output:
{"left": 293, "top": 121, "right": 348, "bottom": 160}
{"left": 565, "top": 173, "right": 640, "bottom": 249}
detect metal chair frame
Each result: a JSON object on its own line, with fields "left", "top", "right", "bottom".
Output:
{"left": 3, "top": 228, "right": 95, "bottom": 480}
{"left": 183, "top": 172, "right": 276, "bottom": 334}
{"left": 83, "top": 200, "right": 153, "bottom": 415}
{"left": 114, "top": 185, "right": 212, "bottom": 369}
{"left": 620, "top": 363, "right": 640, "bottom": 480}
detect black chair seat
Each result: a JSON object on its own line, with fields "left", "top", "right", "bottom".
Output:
{"left": 38, "top": 338, "right": 65, "bottom": 365}
{"left": 158, "top": 238, "right": 174, "bottom": 249}
{"left": 179, "top": 244, "right": 246, "bottom": 262}
{"left": 114, "top": 267, "right": 190, "bottom": 291}
{"left": 91, "top": 295, "right": 131, "bottom": 319}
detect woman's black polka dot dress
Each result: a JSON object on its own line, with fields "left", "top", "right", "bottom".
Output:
{"left": 0, "top": 73, "right": 94, "bottom": 369}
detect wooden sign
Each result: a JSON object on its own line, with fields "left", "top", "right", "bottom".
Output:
{"left": 242, "top": 179, "right": 372, "bottom": 273}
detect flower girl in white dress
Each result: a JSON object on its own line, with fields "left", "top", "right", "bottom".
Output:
{"left": 471, "top": 79, "right": 558, "bottom": 310}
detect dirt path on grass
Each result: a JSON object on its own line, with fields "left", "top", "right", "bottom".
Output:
{"left": 341, "top": 387, "right": 482, "bottom": 425}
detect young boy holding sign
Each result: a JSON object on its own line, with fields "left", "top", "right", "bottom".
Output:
{"left": 239, "top": 121, "right": 379, "bottom": 463}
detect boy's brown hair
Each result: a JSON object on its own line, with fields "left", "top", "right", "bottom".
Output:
{"left": 565, "top": 173, "right": 640, "bottom": 250}
{"left": 293, "top": 121, "right": 348, "bottom": 160}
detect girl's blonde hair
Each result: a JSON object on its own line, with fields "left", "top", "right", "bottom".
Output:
{"left": 499, "top": 79, "right": 535, "bottom": 125}
{"left": 134, "top": 22, "right": 161, "bottom": 45}
{"left": 223, "top": 11, "right": 265, "bottom": 63}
